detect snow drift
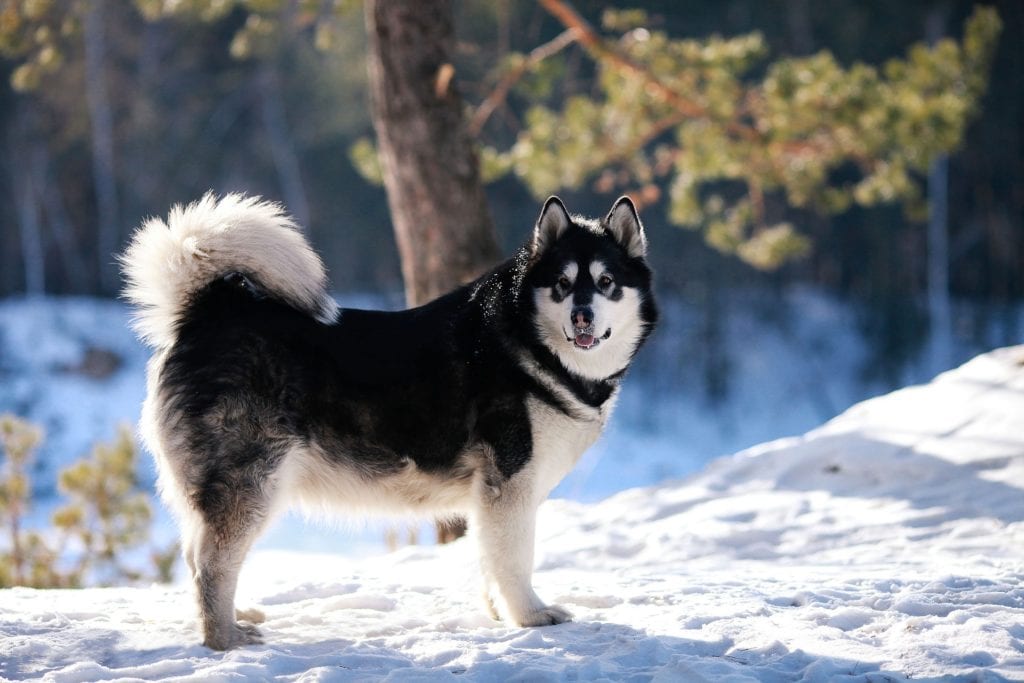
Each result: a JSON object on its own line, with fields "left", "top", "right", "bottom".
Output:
{"left": 2, "top": 347, "right": 1023, "bottom": 681}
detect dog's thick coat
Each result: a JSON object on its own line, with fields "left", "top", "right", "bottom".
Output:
{"left": 122, "top": 194, "right": 657, "bottom": 649}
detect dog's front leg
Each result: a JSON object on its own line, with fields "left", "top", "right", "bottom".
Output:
{"left": 472, "top": 475, "right": 572, "bottom": 627}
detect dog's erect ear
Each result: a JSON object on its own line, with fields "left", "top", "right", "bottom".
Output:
{"left": 532, "top": 196, "right": 570, "bottom": 256}
{"left": 605, "top": 196, "right": 647, "bottom": 258}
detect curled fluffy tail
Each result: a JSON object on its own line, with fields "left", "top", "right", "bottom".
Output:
{"left": 121, "top": 193, "right": 337, "bottom": 348}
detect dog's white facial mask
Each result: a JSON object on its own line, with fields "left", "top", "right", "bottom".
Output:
{"left": 532, "top": 261, "right": 648, "bottom": 381}
{"left": 530, "top": 197, "right": 650, "bottom": 381}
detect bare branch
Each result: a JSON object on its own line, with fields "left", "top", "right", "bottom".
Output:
{"left": 468, "top": 27, "right": 580, "bottom": 138}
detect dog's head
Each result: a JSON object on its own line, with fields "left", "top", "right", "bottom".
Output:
{"left": 526, "top": 196, "right": 658, "bottom": 380}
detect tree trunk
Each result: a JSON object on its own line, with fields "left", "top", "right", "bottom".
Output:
{"left": 364, "top": 0, "right": 502, "bottom": 307}
{"left": 36, "top": 141, "right": 90, "bottom": 292}
{"left": 926, "top": 7, "right": 952, "bottom": 373}
{"left": 365, "top": 0, "right": 502, "bottom": 543}
{"left": 259, "top": 63, "right": 311, "bottom": 229}
{"left": 83, "top": 0, "right": 120, "bottom": 294}
{"left": 10, "top": 105, "right": 45, "bottom": 297}
{"left": 13, "top": 144, "right": 45, "bottom": 297}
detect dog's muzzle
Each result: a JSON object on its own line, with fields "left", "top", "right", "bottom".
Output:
{"left": 565, "top": 321, "right": 612, "bottom": 350}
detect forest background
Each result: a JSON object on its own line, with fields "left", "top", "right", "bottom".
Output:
{"left": 0, "top": 0, "right": 1019, "bottom": 387}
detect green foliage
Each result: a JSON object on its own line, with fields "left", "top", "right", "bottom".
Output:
{"left": 0, "top": 0, "right": 361, "bottom": 83}
{"left": 348, "top": 136, "right": 382, "bottom": 186}
{"left": 0, "top": 415, "right": 174, "bottom": 588}
{"left": 0, "top": 0, "right": 1006, "bottom": 280}
{"left": 53, "top": 426, "right": 158, "bottom": 584}
{"left": 0, "top": 0, "right": 81, "bottom": 92}
{"left": 136, "top": 0, "right": 362, "bottom": 59}
{"left": 0, "top": 414, "right": 59, "bottom": 587}
{"left": 491, "top": 6, "right": 1001, "bottom": 270}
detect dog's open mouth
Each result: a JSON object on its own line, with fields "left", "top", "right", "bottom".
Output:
{"left": 565, "top": 327, "right": 611, "bottom": 350}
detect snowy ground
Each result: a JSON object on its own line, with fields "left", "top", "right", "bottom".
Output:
{"left": 2, "top": 346, "right": 1022, "bottom": 681}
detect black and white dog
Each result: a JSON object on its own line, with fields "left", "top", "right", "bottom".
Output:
{"left": 122, "top": 194, "right": 658, "bottom": 649}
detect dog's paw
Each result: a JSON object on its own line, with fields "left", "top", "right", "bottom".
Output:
{"left": 204, "top": 621, "right": 264, "bottom": 650}
{"left": 482, "top": 594, "right": 501, "bottom": 621}
{"left": 515, "top": 604, "right": 573, "bottom": 627}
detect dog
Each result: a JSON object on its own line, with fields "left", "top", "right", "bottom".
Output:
{"left": 121, "top": 193, "right": 658, "bottom": 649}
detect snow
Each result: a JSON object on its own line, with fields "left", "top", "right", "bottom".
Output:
{"left": 0, "top": 297, "right": 147, "bottom": 496}
{"left": 2, "top": 344, "right": 1023, "bottom": 681}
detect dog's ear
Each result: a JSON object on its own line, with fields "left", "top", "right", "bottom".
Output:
{"left": 532, "top": 196, "right": 570, "bottom": 256}
{"left": 605, "top": 196, "right": 647, "bottom": 258}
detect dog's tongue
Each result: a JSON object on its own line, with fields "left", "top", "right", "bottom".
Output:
{"left": 574, "top": 332, "right": 596, "bottom": 348}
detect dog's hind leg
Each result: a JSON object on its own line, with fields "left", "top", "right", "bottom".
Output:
{"left": 183, "top": 513, "right": 267, "bottom": 633}
{"left": 189, "top": 447, "right": 285, "bottom": 650}
{"left": 192, "top": 518, "right": 264, "bottom": 650}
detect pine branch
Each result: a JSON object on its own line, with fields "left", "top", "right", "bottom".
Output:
{"left": 469, "top": 27, "right": 581, "bottom": 137}
{"left": 536, "top": 0, "right": 756, "bottom": 140}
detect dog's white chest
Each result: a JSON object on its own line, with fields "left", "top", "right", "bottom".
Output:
{"left": 526, "top": 393, "right": 614, "bottom": 498}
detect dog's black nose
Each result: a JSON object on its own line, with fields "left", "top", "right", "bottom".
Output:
{"left": 571, "top": 306, "right": 593, "bottom": 329}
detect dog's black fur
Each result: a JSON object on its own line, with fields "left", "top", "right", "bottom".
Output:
{"left": 163, "top": 223, "right": 656, "bottom": 504}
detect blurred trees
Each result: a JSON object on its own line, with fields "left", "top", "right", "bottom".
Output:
{"left": 0, "top": 0, "right": 389, "bottom": 295}
{"left": 0, "top": 1, "right": 1020, "bottom": 376}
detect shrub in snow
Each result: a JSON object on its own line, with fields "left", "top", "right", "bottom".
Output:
{"left": 0, "top": 415, "right": 176, "bottom": 587}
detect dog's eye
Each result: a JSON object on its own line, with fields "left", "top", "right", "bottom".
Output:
{"left": 557, "top": 275, "right": 571, "bottom": 290}
{"left": 598, "top": 275, "right": 614, "bottom": 289}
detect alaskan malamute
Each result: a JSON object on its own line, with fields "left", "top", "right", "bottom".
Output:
{"left": 122, "top": 194, "right": 657, "bottom": 649}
